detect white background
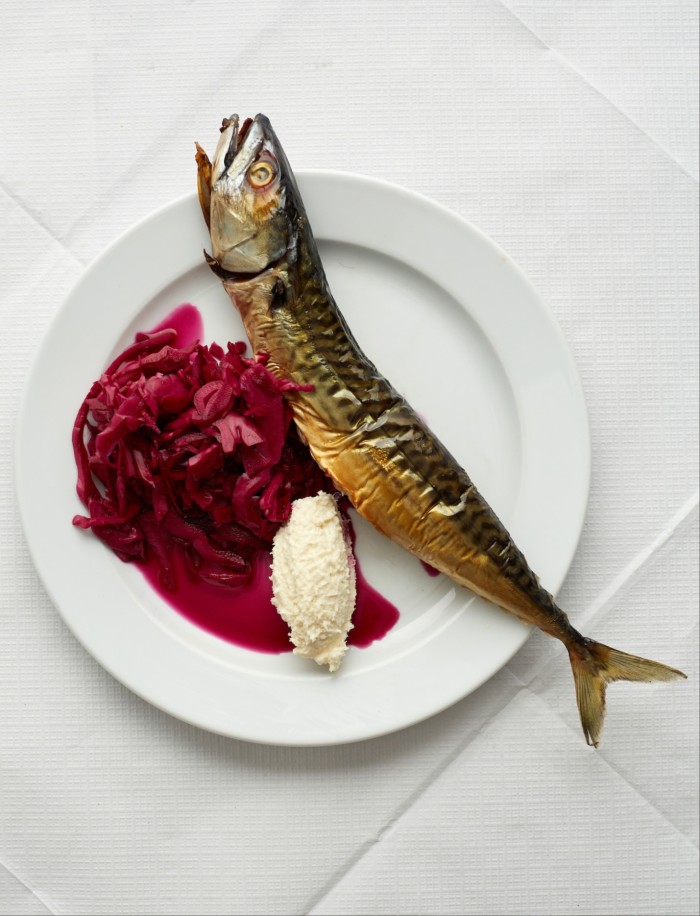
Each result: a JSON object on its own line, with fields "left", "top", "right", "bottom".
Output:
{"left": 1, "top": 2, "right": 697, "bottom": 914}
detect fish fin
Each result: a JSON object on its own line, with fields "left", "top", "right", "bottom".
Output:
{"left": 203, "top": 250, "right": 236, "bottom": 280}
{"left": 195, "top": 142, "right": 212, "bottom": 228}
{"left": 270, "top": 277, "right": 287, "bottom": 309}
{"left": 568, "top": 640, "right": 686, "bottom": 748}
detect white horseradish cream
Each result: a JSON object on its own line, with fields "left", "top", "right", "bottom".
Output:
{"left": 271, "top": 492, "right": 356, "bottom": 672}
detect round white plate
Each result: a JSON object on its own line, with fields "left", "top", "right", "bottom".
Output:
{"left": 16, "top": 172, "right": 590, "bottom": 746}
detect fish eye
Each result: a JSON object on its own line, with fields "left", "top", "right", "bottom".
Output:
{"left": 247, "top": 160, "right": 276, "bottom": 188}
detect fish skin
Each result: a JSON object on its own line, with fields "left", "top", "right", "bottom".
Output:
{"left": 196, "top": 113, "right": 685, "bottom": 745}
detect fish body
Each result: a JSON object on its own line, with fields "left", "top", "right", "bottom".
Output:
{"left": 196, "top": 113, "right": 685, "bottom": 745}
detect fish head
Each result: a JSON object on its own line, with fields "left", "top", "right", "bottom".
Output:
{"left": 199, "top": 113, "right": 302, "bottom": 275}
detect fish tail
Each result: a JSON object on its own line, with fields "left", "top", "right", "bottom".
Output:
{"left": 568, "top": 639, "right": 686, "bottom": 747}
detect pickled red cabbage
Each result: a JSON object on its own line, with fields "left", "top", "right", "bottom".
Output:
{"left": 72, "top": 329, "right": 330, "bottom": 590}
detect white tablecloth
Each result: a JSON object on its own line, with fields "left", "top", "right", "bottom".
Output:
{"left": 1, "top": 2, "right": 698, "bottom": 914}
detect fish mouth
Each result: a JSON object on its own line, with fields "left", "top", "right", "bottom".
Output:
{"left": 214, "top": 113, "right": 270, "bottom": 182}
{"left": 219, "top": 114, "right": 253, "bottom": 160}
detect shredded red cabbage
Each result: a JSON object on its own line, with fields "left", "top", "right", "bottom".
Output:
{"left": 72, "top": 330, "right": 330, "bottom": 590}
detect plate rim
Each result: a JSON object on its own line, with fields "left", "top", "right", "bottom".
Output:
{"left": 15, "top": 169, "right": 591, "bottom": 746}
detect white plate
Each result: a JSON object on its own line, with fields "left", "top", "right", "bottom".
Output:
{"left": 16, "top": 172, "right": 590, "bottom": 746}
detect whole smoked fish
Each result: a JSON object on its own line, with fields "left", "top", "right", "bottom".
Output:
{"left": 195, "top": 114, "right": 685, "bottom": 746}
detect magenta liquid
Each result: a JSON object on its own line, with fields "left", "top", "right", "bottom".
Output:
{"left": 138, "top": 547, "right": 291, "bottom": 653}
{"left": 420, "top": 561, "right": 440, "bottom": 577}
{"left": 145, "top": 303, "right": 204, "bottom": 348}
{"left": 137, "top": 542, "right": 399, "bottom": 655}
